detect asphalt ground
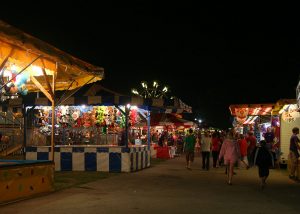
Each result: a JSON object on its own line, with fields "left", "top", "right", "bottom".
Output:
{"left": 0, "top": 155, "right": 299, "bottom": 214}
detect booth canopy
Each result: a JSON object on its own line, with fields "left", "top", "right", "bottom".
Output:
{"left": 229, "top": 104, "right": 274, "bottom": 125}
{"left": 229, "top": 104, "right": 274, "bottom": 116}
{"left": 150, "top": 113, "right": 192, "bottom": 126}
{"left": 135, "top": 113, "right": 195, "bottom": 127}
{"left": 0, "top": 20, "right": 104, "bottom": 92}
{"left": 0, "top": 83, "right": 193, "bottom": 114}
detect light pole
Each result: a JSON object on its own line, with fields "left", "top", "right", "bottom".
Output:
{"left": 131, "top": 80, "right": 170, "bottom": 99}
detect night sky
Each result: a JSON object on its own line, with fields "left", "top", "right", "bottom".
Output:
{"left": 1, "top": 2, "right": 299, "bottom": 128}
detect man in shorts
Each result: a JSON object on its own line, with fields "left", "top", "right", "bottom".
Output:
{"left": 184, "top": 128, "right": 196, "bottom": 170}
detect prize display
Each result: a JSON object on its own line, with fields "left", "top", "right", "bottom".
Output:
{"left": 27, "top": 105, "right": 142, "bottom": 146}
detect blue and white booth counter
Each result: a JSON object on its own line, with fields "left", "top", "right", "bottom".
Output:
{"left": 25, "top": 145, "right": 150, "bottom": 172}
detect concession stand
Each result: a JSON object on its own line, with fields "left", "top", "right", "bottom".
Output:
{"left": 0, "top": 20, "right": 103, "bottom": 203}
{"left": 229, "top": 104, "right": 274, "bottom": 141}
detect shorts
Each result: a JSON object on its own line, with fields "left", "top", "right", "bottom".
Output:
{"left": 186, "top": 151, "right": 194, "bottom": 162}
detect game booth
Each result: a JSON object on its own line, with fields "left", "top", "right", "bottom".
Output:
{"left": 272, "top": 99, "right": 300, "bottom": 165}
{"left": 229, "top": 104, "right": 274, "bottom": 141}
{"left": 2, "top": 89, "right": 192, "bottom": 173}
{"left": 0, "top": 21, "right": 104, "bottom": 203}
{"left": 23, "top": 95, "right": 152, "bottom": 173}
{"left": 147, "top": 113, "right": 195, "bottom": 159}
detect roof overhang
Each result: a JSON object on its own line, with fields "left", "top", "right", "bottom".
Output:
{"left": 0, "top": 20, "right": 104, "bottom": 93}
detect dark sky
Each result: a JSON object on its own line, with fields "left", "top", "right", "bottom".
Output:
{"left": 1, "top": 2, "right": 299, "bottom": 128}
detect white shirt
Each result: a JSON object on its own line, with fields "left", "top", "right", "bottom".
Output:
{"left": 201, "top": 136, "right": 211, "bottom": 152}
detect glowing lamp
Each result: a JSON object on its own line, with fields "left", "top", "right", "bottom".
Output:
{"left": 132, "top": 88, "right": 139, "bottom": 95}
{"left": 141, "top": 81, "right": 148, "bottom": 89}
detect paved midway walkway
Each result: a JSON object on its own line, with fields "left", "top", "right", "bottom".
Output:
{"left": 0, "top": 156, "right": 299, "bottom": 214}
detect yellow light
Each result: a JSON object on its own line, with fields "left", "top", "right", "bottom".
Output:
{"left": 131, "top": 89, "right": 139, "bottom": 95}
{"left": 279, "top": 105, "right": 289, "bottom": 114}
{"left": 141, "top": 81, "right": 148, "bottom": 89}
{"left": 31, "top": 65, "right": 43, "bottom": 76}
{"left": 162, "top": 86, "right": 168, "bottom": 92}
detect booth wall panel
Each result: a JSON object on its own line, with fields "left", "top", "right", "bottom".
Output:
{"left": 25, "top": 146, "right": 150, "bottom": 172}
{"left": 26, "top": 152, "right": 37, "bottom": 160}
{"left": 72, "top": 153, "right": 84, "bottom": 171}
{"left": 54, "top": 152, "right": 61, "bottom": 171}
{"left": 280, "top": 117, "right": 300, "bottom": 164}
{"left": 85, "top": 153, "right": 97, "bottom": 171}
{"left": 121, "top": 153, "right": 130, "bottom": 172}
{"left": 109, "top": 153, "right": 121, "bottom": 172}
{"left": 60, "top": 152, "right": 72, "bottom": 171}
{"left": 37, "top": 152, "right": 49, "bottom": 160}
{"left": 137, "top": 152, "right": 141, "bottom": 170}
{"left": 97, "top": 153, "right": 109, "bottom": 172}
{"left": 0, "top": 162, "right": 54, "bottom": 204}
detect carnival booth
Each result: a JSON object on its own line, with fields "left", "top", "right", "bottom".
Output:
{"left": 229, "top": 104, "right": 274, "bottom": 141}
{"left": 146, "top": 113, "right": 195, "bottom": 159}
{"left": 24, "top": 97, "right": 151, "bottom": 173}
{"left": 0, "top": 20, "right": 104, "bottom": 203}
{"left": 6, "top": 88, "right": 191, "bottom": 172}
{"left": 18, "top": 81, "right": 153, "bottom": 173}
{"left": 271, "top": 99, "right": 300, "bottom": 165}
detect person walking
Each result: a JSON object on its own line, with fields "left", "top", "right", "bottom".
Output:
{"left": 253, "top": 140, "right": 274, "bottom": 189}
{"left": 246, "top": 131, "right": 257, "bottom": 167}
{"left": 184, "top": 128, "right": 196, "bottom": 170}
{"left": 212, "top": 132, "right": 221, "bottom": 168}
{"left": 238, "top": 134, "right": 249, "bottom": 169}
{"left": 288, "top": 127, "right": 300, "bottom": 180}
{"left": 201, "top": 131, "right": 211, "bottom": 170}
{"left": 219, "top": 130, "right": 240, "bottom": 185}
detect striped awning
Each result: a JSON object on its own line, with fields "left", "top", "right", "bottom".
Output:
{"left": 0, "top": 96, "right": 192, "bottom": 113}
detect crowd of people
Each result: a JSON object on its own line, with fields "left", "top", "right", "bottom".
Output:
{"left": 182, "top": 127, "right": 300, "bottom": 189}
{"left": 148, "top": 125, "right": 300, "bottom": 189}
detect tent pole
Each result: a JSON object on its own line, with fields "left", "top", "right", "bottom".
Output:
{"left": 125, "top": 107, "right": 129, "bottom": 149}
{"left": 147, "top": 110, "right": 151, "bottom": 150}
{"left": 56, "top": 76, "right": 95, "bottom": 106}
{"left": 51, "top": 69, "right": 56, "bottom": 162}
